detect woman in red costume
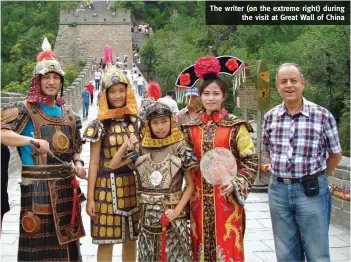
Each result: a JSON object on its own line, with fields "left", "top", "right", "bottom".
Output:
{"left": 176, "top": 56, "right": 258, "bottom": 261}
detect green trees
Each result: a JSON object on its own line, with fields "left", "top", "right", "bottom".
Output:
{"left": 123, "top": 3, "right": 349, "bottom": 155}
{"left": 1, "top": 1, "right": 79, "bottom": 92}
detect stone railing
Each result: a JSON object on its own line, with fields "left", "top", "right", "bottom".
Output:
{"left": 60, "top": 9, "right": 131, "bottom": 25}
{"left": 62, "top": 56, "right": 94, "bottom": 114}
{"left": 1, "top": 92, "right": 27, "bottom": 173}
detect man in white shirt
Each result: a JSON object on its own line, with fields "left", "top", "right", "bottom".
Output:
{"left": 93, "top": 69, "right": 102, "bottom": 90}
{"left": 132, "top": 71, "right": 139, "bottom": 90}
{"left": 136, "top": 74, "right": 144, "bottom": 96}
{"left": 158, "top": 90, "right": 179, "bottom": 116}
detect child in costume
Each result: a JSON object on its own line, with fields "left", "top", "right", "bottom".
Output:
{"left": 109, "top": 86, "right": 197, "bottom": 261}
{"left": 83, "top": 66, "right": 142, "bottom": 262}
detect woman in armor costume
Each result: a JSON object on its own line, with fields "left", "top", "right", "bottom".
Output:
{"left": 1, "top": 38, "right": 86, "bottom": 262}
{"left": 83, "top": 66, "right": 142, "bottom": 262}
{"left": 176, "top": 56, "right": 258, "bottom": 262}
{"left": 109, "top": 99, "right": 197, "bottom": 262}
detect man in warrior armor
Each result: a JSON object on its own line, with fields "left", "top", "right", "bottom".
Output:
{"left": 1, "top": 38, "right": 86, "bottom": 261}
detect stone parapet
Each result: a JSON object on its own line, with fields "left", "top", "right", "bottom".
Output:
{"left": 60, "top": 9, "right": 131, "bottom": 25}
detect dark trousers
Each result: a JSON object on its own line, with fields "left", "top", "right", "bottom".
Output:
{"left": 90, "top": 93, "right": 93, "bottom": 105}
{"left": 95, "top": 79, "right": 100, "bottom": 90}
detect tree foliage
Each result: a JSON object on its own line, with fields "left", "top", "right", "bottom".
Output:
{"left": 1, "top": 1, "right": 80, "bottom": 91}
{"left": 123, "top": 3, "right": 349, "bottom": 156}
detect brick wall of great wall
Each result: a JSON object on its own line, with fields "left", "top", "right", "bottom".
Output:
{"left": 54, "top": 9, "right": 133, "bottom": 69}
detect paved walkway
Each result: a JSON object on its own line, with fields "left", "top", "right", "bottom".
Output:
{"left": 1, "top": 92, "right": 350, "bottom": 261}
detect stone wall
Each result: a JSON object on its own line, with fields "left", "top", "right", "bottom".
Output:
{"left": 328, "top": 157, "right": 350, "bottom": 229}
{"left": 54, "top": 10, "right": 133, "bottom": 69}
{"left": 60, "top": 9, "right": 131, "bottom": 25}
{"left": 62, "top": 56, "right": 94, "bottom": 114}
{"left": 1, "top": 92, "right": 27, "bottom": 173}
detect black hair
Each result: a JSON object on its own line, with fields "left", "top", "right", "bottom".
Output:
{"left": 166, "top": 90, "right": 175, "bottom": 97}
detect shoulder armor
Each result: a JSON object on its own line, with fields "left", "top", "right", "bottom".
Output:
{"left": 182, "top": 117, "right": 202, "bottom": 126}
{"left": 1, "top": 106, "right": 20, "bottom": 124}
{"left": 218, "top": 114, "right": 252, "bottom": 131}
{"left": 1, "top": 101, "right": 29, "bottom": 132}
{"left": 82, "top": 119, "right": 104, "bottom": 143}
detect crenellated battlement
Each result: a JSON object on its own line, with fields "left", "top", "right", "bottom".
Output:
{"left": 60, "top": 9, "right": 131, "bottom": 25}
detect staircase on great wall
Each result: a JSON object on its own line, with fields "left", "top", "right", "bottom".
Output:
{"left": 54, "top": 5, "right": 133, "bottom": 70}
{"left": 132, "top": 27, "right": 148, "bottom": 77}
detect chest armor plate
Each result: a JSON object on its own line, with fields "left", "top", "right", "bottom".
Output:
{"left": 99, "top": 120, "right": 138, "bottom": 168}
{"left": 26, "top": 103, "right": 76, "bottom": 164}
{"left": 135, "top": 153, "right": 182, "bottom": 191}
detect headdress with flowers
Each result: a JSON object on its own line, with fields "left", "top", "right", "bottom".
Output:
{"left": 175, "top": 55, "right": 246, "bottom": 99}
{"left": 27, "top": 37, "right": 66, "bottom": 106}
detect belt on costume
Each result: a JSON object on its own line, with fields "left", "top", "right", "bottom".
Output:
{"left": 138, "top": 191, "right": 183, "bottom": 205}
{"left": 22, "top": 164, "right": 73, "bottom": 180}
{"left": 275, "top": 170, "right": 326, "bottom": 184}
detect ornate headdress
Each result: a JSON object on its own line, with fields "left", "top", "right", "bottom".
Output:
{"left": 175, "top": 55, "right": 246, "bottom": 102}
{"left": 27, "top": 37, "right": 65, "bottom": 106}
{"left": 142, "top": 102, "right": 184, "bottom": 148}
{"left": 97, "top": 66, "right": 138, "bottom": 121}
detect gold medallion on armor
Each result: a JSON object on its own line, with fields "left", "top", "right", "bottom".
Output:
{"left": 52, "top": 130, "right": 70, "bottom": 152}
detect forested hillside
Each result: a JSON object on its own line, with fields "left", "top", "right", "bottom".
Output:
{"left": 114, "top": 1, "right": 350, "bottom": 156}
{"left": 1, "top": 1, "right": 80, "bottom": 93}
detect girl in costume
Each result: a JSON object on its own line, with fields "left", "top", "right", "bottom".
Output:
{"left": 175, "top": 56, "right": 258, "bottom": 261}
{"left": 83, "top": 66, "right": 142, "bottom": 262}
{"left": 109, "top": 86, "right": 197, "bottom": 261}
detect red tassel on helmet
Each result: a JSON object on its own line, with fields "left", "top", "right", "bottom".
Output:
{"left": 160, "top": 214, "right": 169, "bottom": 262}
{"left": 148, "top": 81, "right": 162, "bottom": 101}
{"left": 37, "top": 50, "right": 57, "bottom": 62}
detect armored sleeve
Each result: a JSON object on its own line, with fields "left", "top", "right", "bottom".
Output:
{"left": 177, "top": 140, "right": 198, "bottom": 171}
{"left": 122, "top": 116, "right": 144, "bottom": 161}
{"left": 180, "top": 125, "right": 194, "bottom": 149}
{"left": 82, "top": 119, "right": 104, "bottom": 143}
{"left": 1, "top": 101, "right": 30, "bottom": 134}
